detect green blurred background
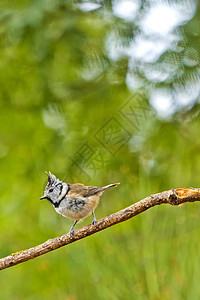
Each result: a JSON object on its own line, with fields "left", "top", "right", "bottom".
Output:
{"left": 1, "top": 0, "right": 200, "bottom": 299}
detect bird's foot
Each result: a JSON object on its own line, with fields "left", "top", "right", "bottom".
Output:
{"left": 69, "top": 220, "right": 77, "bottom": 238}
{"left": 92, "top": 219, "right": 96, "bottom": 226}
{"left": 69, "top": 228, "right": 74, "bottom": 238}
{"left": 92, "top": 211, "right": 97, "bottom": 227}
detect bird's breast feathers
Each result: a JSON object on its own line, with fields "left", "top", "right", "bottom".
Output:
{"left": 55, "top": 194, "right": 100, "bottom": 221}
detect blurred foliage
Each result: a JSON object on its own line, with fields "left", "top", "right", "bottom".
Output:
{"left": 0, "top": 0, "right": 200, "bottom": 299}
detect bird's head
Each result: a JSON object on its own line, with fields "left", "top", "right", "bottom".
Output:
{"left": 40, "top": 172, "right": 69, "bottom": 207}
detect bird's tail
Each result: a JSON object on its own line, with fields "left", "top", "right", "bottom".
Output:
{"left": 98, "top": 182, "right": 120, "bottom": 193}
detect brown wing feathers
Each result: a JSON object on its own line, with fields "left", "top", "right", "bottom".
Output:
{"left": 68, "top": 183, "right": 120, "bottom": 197}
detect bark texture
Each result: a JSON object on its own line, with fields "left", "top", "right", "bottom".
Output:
{"left": 0, "top": 188, "right": 200, "bottom": 271}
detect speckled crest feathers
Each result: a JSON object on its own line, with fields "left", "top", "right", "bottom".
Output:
{"left": 45, "top": 171, "right": 61, "bottom": 187}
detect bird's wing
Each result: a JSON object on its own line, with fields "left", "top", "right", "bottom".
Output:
{"left": 69, "top": 183, "right": 101, "bottom": 197}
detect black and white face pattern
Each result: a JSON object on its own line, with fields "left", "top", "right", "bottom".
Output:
{"left": 40, "top": 172, "right": 69, "bottom": 208}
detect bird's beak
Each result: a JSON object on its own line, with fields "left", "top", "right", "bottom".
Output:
{"left": 40, "top": 196, "right": 47, "bottom": 200}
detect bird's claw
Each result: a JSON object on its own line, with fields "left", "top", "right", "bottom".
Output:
{"left": 69, "top": 220, "right": 77, "bottom": 238}
{"left": 92, "top": 211, "right": 97, "bottom": 227}
{"left": 69, "top": 229, "right": 74, "bottom": 238}
{"left": 92, "top": 219, "right": 97, "bottom": 227}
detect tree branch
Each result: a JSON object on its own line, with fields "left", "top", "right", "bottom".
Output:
{"left": 1, "top": 187, "right": 200, "bottom": 271}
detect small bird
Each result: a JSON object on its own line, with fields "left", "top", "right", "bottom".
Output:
{"left": 40, "top": 172, "right": 120, "bottom": 237}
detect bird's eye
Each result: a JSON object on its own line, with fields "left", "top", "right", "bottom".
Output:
{"left": 49, "top": 188, "right": 54, "bottom": 193}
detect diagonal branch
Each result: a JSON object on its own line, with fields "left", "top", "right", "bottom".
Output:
{"left": 0, "top": 187, "right": 200, "bottom": 271}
